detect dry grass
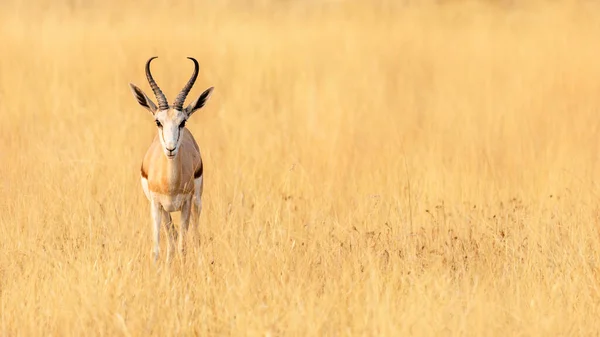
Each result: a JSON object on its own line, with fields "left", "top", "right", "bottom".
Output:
{"left": 2, "top": 0, "right": 600, "bottom": 335}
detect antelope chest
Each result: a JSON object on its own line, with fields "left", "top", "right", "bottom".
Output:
{"left": 141, "top": 177, "right": 192, "bottom": 212}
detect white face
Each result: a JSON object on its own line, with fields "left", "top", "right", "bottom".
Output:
{"left": 154, "top": 108, "right": 188, "bottom": 159}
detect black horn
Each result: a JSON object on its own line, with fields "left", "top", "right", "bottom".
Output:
{"left": 172, "top": 57, "right": 199, "bottom": 111}
{"left": 145, "top": 57, "right": 169, "bottom": 110}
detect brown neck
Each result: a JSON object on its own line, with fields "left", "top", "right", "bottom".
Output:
{"left": 163, "top": 153, "right": 183, "bottom": 193}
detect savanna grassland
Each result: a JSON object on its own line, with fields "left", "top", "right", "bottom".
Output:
{"left": 3, "top": 0, "right": 600, "bottom": 335}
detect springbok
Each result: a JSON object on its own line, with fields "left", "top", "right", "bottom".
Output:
{"left": 129, "top": 56, "right": 214, "bottom": 262}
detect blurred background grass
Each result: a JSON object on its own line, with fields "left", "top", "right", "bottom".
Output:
{"left": 2, "top": 0, "right": 600, "bottom": 335}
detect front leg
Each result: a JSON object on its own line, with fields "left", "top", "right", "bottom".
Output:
{"left": 150, "top": 201, "right": 163, "bottom": 263}
{"left": 190, "top": 176, "right": 203, "bottom": 248}
{"left": 179, "top": 198, "right": 192, "bottom": 257}
{"left": 162, "top": 210, "right": 176, "bottom": 263}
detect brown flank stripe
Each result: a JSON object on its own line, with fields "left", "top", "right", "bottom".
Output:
{"left": 194, "top": 162, "right": 203, "bottom": 179}
{"left": 141, "top": 164, "right": 148, "bottom": 179}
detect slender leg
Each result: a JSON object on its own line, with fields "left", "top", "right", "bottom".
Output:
{"left": 191, "top": 176, "right": 203, "bottom": 246}
{"left": 179, "top": 199, "right": 192, "bottom": 256}
{"left": 188, "top": 196, "right": 202, "bottom": 257}
{"left": 191, "top": 197, "right": 202, "bottom": 233}
{"left": 150, "top": 201, "right": 162, "bottom": 263}
{"left": 162, "top": 210, "right": 176, "bottom": 263}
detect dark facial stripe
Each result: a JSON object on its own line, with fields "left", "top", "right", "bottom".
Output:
{"left": 141, "top": 163, "right": 148, "bottom": 179}
{"left": 194, "top": 161, "right": 203, "bottom": 179}
{"left": 160, "top": 128, "right": 166, "bottom": 145}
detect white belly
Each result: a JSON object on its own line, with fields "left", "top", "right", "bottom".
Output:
{"left": 141, "top": 177, "right": 192, "bottom": 212}
{"left": 153, "top": 192, "right": 191, "bottom": 212}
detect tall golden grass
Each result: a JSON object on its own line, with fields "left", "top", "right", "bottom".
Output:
{"left": 2, "top": 0, "right": 600, "bottom": 335}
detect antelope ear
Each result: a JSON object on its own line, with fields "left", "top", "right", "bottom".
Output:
{"left": 185, "top": 87, "right": 214, "bottom": 116}
{"left": 129, "top": 83, "right": 157, "bottom": 114}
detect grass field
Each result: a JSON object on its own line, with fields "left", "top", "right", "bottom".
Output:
{"left": 3, "top": 0, "right": 600, "bottom": 335}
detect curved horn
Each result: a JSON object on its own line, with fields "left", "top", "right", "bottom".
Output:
{"left": 145, "top": 57, "right": 169, "bottom": 110}
{"left": 172, "top": 57, "right": 199, "bottom": 111}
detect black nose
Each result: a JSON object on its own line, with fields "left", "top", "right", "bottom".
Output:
{"left": 166, "top": 147, "right": 176, "bottom": 153}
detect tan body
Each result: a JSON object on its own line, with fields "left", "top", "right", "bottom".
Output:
{"left": 130, "top": 56, "right": 214, "bottom": 263}
{"left": 140, "top": 128, "right": 204, "bottom": 261}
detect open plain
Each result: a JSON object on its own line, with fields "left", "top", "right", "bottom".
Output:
{"left": 2, "top": 0, "right": 600, "bottom": 335}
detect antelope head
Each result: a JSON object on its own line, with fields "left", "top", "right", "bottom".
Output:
{"left": 129, "top": 57, "right": 214, "bottom": 159}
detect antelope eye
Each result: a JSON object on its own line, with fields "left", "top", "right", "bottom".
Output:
{"left": 155, "top": 120, "right": 162, "bottom": 128}
{"left": 179, "top": 120, "right": 186, "bottom": 128}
